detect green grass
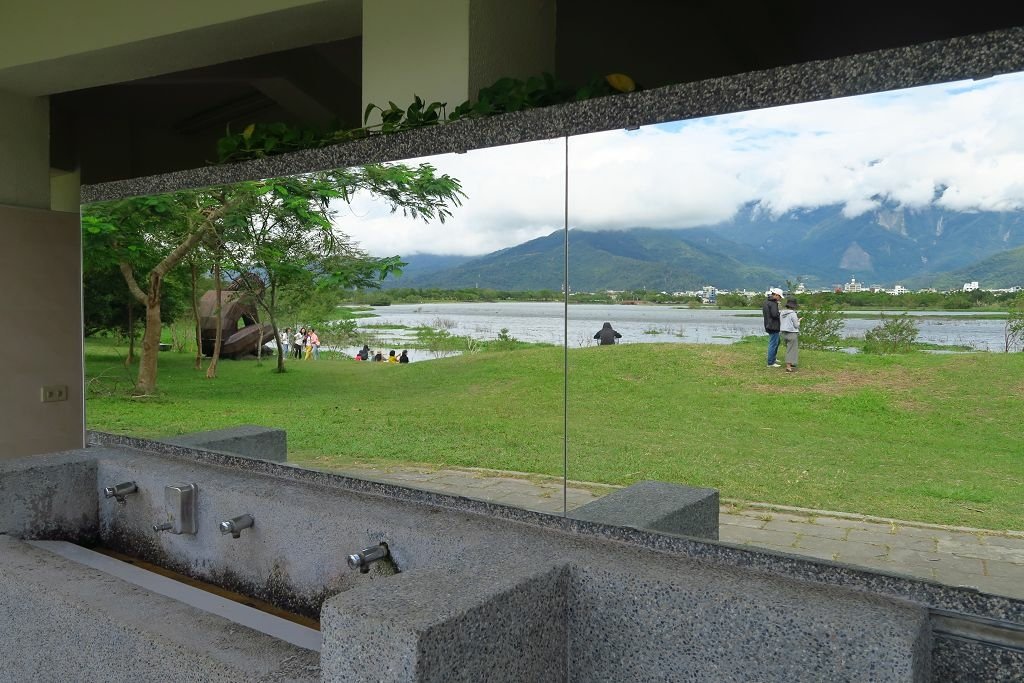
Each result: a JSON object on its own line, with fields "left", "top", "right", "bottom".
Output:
{"left": 85, "top": 338, "right": 1024, "bottom": 530}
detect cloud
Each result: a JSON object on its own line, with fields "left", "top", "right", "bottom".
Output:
{"left": 333, "top": 72, "right": 1024, "bottom": 256}
{"left": 336, "top": 138, "right": 566, "bottom": 256}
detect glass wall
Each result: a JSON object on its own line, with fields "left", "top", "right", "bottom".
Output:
{"left": 565, "top": 74, "right": 1024, "bottom": 601}
{"left": 83, "top": 73, "right": 1024, "bottom": 602}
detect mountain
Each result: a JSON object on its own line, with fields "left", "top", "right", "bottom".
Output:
{"left": 708, "top": 203, "right": 1024, "bottom": 287}
{"left": 384, "top": 254, "right": 473, "bottom": 285}
{"left": 385, "top": 204, "right": 1024, "bottom": 291}
{"left": 390, "top": 228, "right": 785, "bottom": 291}
{"left": 908, "top": 244, "right": 1024, "bottom": 289}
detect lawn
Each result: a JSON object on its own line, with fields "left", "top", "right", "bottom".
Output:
{"left": 85, "top": 338, "right": 1024, "bottom": 530}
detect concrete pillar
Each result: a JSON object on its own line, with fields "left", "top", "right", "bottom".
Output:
{"left": 361, "top": 0, "right": 555, "bottom": 126}
{"left": 0, "top": 90, "right": 49, "bottom": 209}
{"left": 0, "top": 204, "right": 84, "bottom": 459}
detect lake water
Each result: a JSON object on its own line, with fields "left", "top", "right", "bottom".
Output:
{"left": 352, "top": 302, "right": 1009, "bottom": 352}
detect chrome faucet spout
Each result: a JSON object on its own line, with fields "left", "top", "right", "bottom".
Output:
{"left": 347, "top": 543, "right": 390, "bottom": 573}
{"left": 219, "top": 514, "right": 254, "bottom": 539}
{"left": 103, "top": 482, "right": 138, "bottom": 504}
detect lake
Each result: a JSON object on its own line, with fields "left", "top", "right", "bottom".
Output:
{"left": 351, "top": 302, "right": 1010, "bottom": 352}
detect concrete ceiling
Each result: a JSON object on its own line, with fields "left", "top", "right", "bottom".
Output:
{"left": 0, "top": 0, "right": 361, "bottom": 96}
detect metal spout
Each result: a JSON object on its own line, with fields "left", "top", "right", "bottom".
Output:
{"left": 153, "top": 522, "right": 173, "bottom": 532}
{"left": 219, "top": 514, "right": 254, "bottom": 539}
{"left": 347, "top": 543, "right": 389, "bottom": 574}
{"left": 103, "top": 482, "right": 138, "bottom": 504}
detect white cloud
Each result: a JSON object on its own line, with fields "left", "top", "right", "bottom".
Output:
{"left": 332, "top": 71, "right": 1024, "bottom": 256}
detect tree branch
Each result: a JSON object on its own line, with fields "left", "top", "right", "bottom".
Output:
{"left": 118, "top": 262, "right": 148, "bottom": 305}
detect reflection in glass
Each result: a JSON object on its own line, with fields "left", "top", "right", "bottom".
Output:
{"left": 82, "top": 137, "right": 569, "bottom": 515}
{"left": 567, "top": 73, "right": 1024, "bottom": 600}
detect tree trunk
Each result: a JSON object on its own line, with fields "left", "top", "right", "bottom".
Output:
{"left": 134, "top": 275, "right": 163, "bottom": 395}
{"left": 206, "top": 258, "right": 223, "bottom": 378}
{"left": 191, "top": 262, "right": 202, "bottom": 369}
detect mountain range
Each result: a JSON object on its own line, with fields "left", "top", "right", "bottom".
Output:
{"left": 385, "top": 203, "right": 1024, "bottom": 291}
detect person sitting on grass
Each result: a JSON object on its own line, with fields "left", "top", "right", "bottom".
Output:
{"left": 594, "top": 322, "right": 622, "bottom": 345}
{"left": 373, "top": 351, "right": 383, "bottom": 362}
{"left": 387, "top": 350, "right": 398, "bottom": 363}
{"left": 399, "top": 350, "right": 410, "bottom": 363}
{"left": 357, "top": 344, "right": 370, "bottom": 361}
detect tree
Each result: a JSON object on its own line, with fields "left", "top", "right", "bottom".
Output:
{"left": 83, "top": 162, "right": 464, "bottom": 392}
{"left": 83, "top": 190, "right": 237, "bottom": 395}
{"left": 1004, "top": 296, "right": 1024, "bottom": 352}
{"left": 221, "top": 165, "right": 464, "bottom": 372}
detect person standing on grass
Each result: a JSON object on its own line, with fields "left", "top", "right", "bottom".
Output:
{"left": 309, "top": 328, "right": 320, "bottom": 360}
{"left": 280, "top": 327, "right": 291, "bottom": 359}
{"left": 594, "top": 322, "right": 622, "bottom": 345}
{"left": 762, "top": 287, "right": 784, "bottom": 367}
{"left": 294, "top": 327, "right": 305, "bottom": 359}
{"left": 780, "top": 297, "right": 800, "bottom": 373}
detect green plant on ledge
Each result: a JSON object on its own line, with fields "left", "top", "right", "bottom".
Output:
{"left": 216, "top": 73, "right": 637, "bottom": 164}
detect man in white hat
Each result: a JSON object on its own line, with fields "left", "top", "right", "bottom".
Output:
{"left": 762, "top": 287, "right": 784, "bottom": 367}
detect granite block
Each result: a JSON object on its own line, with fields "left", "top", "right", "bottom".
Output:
{"left": 932, "top": 635, "right": 1024, "bottom": 682}
{"left": 569, "top": 480, "right": 719, "bottom": 540}
{"left": 320, "top": 565, "right": 569, "bottom": 683}
{"left": 0, "top": 451, "right": 98, "bottom": 542}
{"left": 161, "top": 425, "right": 287, "bottom": 462}
{"left": 567, "top": 563, "right": 932, "bottom": 682}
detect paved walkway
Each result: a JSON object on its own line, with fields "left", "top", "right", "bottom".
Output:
{"left": 335, "top": 464, "right": 1024, "bottom": 600}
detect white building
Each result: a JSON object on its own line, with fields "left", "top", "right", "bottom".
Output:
{"left": 891, "top": 284, "right": 909, "bottom": 295}
{"left": 963, "top": 281, "right": 980, "bottom": 292}
{"left": 844, "top": 276, "right": 863, "bottom": 293}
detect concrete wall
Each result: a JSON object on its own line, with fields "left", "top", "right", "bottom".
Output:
{"left": 0, "top": 90, "right": 49, "bottom": 208}
{"left": 362, "top": 0, "right": 471, "bottom": 124}
{"left": 468, "top": 0, "right": 556, "bottom": 96}
{"left": 0, "top": 0, "right": 362, "bottom": 95}
{"left": 0, "top": 204, "right": 83, "bottom": 459}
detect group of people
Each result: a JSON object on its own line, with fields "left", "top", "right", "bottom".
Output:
{"left": 762, "top": 287, "right": 800, "bottom": 372}
{"left": 355, "top": 344, "right": 409, "bottom": 363}
{"left": 280, "top": 327, "right": 320, "bottom": 360}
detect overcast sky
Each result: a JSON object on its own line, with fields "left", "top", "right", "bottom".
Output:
{"left": 336, "top": 71, "right": 1024, "bottom": 257}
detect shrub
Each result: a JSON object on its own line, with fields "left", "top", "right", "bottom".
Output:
{"left": 863, "top": 314, "right": 919, "bottom": 354}
{"left": 799, "top": 302, "right": 845, "bottom": 350}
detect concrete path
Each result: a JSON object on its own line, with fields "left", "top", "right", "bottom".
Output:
{"left": 335, "top": 464, "right": 1024, "bottom": 600}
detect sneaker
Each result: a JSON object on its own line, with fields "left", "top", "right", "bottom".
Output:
{"left": 769, "top": 363, "right": 782, "bottom": 368}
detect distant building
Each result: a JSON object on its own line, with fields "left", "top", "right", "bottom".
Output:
{"left": 700, "top": 285, "right": 717, "bottom": 304}
{"left": 793, "top": 282, "right": 807, "bottom": 294}
{"left": 891, "top": 284, "right": 909, "bottom": 295}
{"left": 844, "top": 276, "right": 863, "bottom": 293}
{"left": 963, "top": 281, "right": 980, "bottom": 292}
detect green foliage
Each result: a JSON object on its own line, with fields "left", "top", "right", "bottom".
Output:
{"left": 217, "top": 73, "right": 638, "bottom": 163}
{"left": 799, "top": 301, "right": 845, "bottom": 350}
{"left": 863, "top": 314, "right": 920, "bottom": 354}
{"left": 1004, "top": 295, "right": 1024, "bottom": 352}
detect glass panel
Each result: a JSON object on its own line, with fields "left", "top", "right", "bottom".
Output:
{"left": 567, "top": 74, "right": 1024, "bottom": 600}
{"left": 82, "top": 137, "right": 570, "bottom": 515}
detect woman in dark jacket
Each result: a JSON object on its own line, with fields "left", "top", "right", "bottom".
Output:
{"left": 594, "top": 322, "right": 622, "bottom": 345}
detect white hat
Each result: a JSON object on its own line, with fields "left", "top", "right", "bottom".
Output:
{"left": 769, "top": 287, "right": 784, "bottom": 298}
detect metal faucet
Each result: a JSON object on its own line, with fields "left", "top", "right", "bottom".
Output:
{"left": 347, "top": 543, "right": 390, "bottom": 573}
{"left": 103, "top": 482, "right": 138, "bottom": 504}
{"left": 219, "top": 514, "right": 254, "bottom": 539}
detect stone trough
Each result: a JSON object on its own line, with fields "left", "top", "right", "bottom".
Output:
{"left": 0, "top": 434, "right": 1021, "bottom": 682}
